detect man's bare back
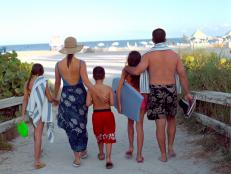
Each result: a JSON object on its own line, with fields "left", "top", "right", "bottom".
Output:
{"left": 145, "top": 50, "right": 179, "bottom": 85}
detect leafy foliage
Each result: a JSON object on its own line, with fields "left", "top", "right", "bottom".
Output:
{"left": 181, "top": 50, "right": 231, "bottom": 93}
{"left": 181, "top": 50, "right": 231, "bottom": 123}
{"left": 0, "top": 51, "right": 32, "bottom": 99}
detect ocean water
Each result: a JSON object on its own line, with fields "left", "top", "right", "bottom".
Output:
{"left": 0, "top": 38, "right": 185, "bottom": 52}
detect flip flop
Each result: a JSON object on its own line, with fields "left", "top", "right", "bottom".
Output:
{"left": 34, "top": 163, "right": 46, "bottom": 169}
{"left": 98, "top": 153, "right": 105, "bottom": 160}
{"left": 125, "top": 151, "right": 133, "bottom": 159}
{"left": 158, "top": 157, "right": 168, "bottom": 163}
{"left": 81, "top": 151, "right": 88, "bottom": 159}
{"left": 106, "top": 162, "right": 113, "bottom": 169}
{"left": 72, "top": 161, "right": 80, "bottom": 167}
{"left": 168, "top": 151, "right": 176, "bottom": 159}
{"left": 136, "top": 156, "right": 144, "bottom": 163}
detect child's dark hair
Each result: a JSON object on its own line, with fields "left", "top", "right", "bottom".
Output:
{"left": 27, "top": 63, "right": 44, "bottom": 90}
{"left": 127, "top": 51, "right": 141, "bottom": 89}
{"left": 93, "top": 66, "right": 105, "bottom": 80}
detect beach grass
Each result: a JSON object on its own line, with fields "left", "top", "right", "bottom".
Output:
{"left": 181, "top": 49, "right": 231, "bottom": 123}
{"left": 179, "top": 48, "right": 231, "bottom": 128}
{"left": 181, "top": 49, "right": 231, "bottom": 92}
{"left": 177, "top": 49, "right": 231, "bottom": 170}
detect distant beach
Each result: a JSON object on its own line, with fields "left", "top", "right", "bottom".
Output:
{"left": 0, "top": 38, "right": 185, "bottom": 52}
{"left": 17, "top": 50, "right": 128, "bottom": 84}
{"left": 1, "top": 37, "right": 230, "bottom": 59}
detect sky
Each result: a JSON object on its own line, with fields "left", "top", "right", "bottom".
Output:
{"left": 0, "top": 0, "right": 231, "bottom": 45}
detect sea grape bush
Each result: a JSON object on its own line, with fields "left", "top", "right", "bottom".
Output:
{"left": 0, "top": 51, "right": 32, "bottom": 99}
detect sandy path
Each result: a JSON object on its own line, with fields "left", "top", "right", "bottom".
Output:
{"left": 0, "top": 51, "right": 215, "bottom": 174}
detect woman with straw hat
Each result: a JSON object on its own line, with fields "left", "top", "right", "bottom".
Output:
{"left": 54, "top": 36, "right": 105, "bottom": 167}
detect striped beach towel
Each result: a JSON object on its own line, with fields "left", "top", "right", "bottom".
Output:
{"left": 26, "top": 76, "right": 54, "bottom": 143}
{"left": 140, "top": 42, "right": 182, "bottom": 94}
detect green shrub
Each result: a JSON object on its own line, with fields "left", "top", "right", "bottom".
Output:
{"left": 182, "top": 50, "right": 231, "bottom": 93}
{"left": 180, "top": 49, "right": 231, "bottom": 161}
{"left": 0, "top": 51, "right": 32, "bottom": 99}
{"left": 181, "top": 50, "right": 231, "bottom": 123}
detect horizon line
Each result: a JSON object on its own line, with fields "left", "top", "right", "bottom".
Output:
{"left": 0, "top": 36, "right": 185, "bottom": 46}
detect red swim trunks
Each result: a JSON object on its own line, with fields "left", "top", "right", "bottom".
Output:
{"left": 92, "top": 109, "right": 116, "bottom": 144}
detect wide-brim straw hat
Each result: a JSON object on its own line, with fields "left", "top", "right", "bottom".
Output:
{"left": 59, "top": 36, "right": 83, "bottom": 54}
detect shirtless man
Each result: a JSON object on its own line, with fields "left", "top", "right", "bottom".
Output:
{"left": 125, "top": 28, "right": 192, "bottom": 162}
{"left": 86, "top": 66, "right": 116, "bottom": 169}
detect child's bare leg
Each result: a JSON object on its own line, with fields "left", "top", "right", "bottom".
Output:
{"left": 34, "top": 119, "right": 44, "bottom": 166}
{"left": 136, "top": 109, "right": 145, "bottom": 161}
{"left": 127, "top": 119, "right": 134, "bottom": 154}
{"left": 106, "top": 143, "right": 112, "bottom": 163}
{"left": 98, "top": 142, "right": 105, "bottom": 160}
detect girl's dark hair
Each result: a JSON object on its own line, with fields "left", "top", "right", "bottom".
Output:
{"left": 27, "top": 63, "right": 44, "bottom": 90}
{"left": 67, "top": 54, "right": 74, "bottom": 68}
{"left": 127, "top": 51, "right": 141, "bottom": 89}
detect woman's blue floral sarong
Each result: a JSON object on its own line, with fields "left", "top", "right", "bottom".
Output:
{"left": 57, "top": 82, "right": 88, "bottom": 152}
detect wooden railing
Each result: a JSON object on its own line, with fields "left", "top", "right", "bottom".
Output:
{"left": 1, "top": 92, "right": 231, "bottom": 149}
{"left": 0, "top": 96, "right": 23, "bottom": 134}
{"left": 192, "top": 91, "right": 231, "bottom": 150}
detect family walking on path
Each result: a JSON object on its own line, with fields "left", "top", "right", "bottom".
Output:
{"left": 20, "top": 28, "right": 192, "bottom": 170}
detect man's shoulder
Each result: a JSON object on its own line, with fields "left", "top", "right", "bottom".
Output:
{"left": 143, "top": 49, "right": 178, "bottom": 57}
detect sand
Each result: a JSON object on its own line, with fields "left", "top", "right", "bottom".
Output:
{"left": 0, "top": 51, "right": 216, "bottom": 174}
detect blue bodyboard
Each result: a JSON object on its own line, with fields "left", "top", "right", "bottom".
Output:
{"left": 112, "top": 77, "right": 144, "bottom": 121}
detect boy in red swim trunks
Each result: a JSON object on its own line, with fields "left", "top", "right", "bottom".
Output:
{"left": 86, "top": 66, "right": 116, "bottom": 169}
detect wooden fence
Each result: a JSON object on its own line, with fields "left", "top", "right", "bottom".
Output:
{"left": 1, "top": 92, "right": 231, "bottom": 150}
{"left": 192, "top": 91, "right": 231, "bottom": 150}
{"left": 0, "top": 96, "right": 23, "bottom": 134}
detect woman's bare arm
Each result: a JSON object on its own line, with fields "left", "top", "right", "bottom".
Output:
{"left": 80, "top": 61, "right": 108, "bottom": 103}
{"left": 54, "top": 64, "right": 61, "bottom": 99}
{"left": 86, "top": 90, "right": 92, "bottom": 107}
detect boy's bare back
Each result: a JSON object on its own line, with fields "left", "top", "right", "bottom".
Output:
{"left": 87, "top": 83, "right": 114, "bottom": 110}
